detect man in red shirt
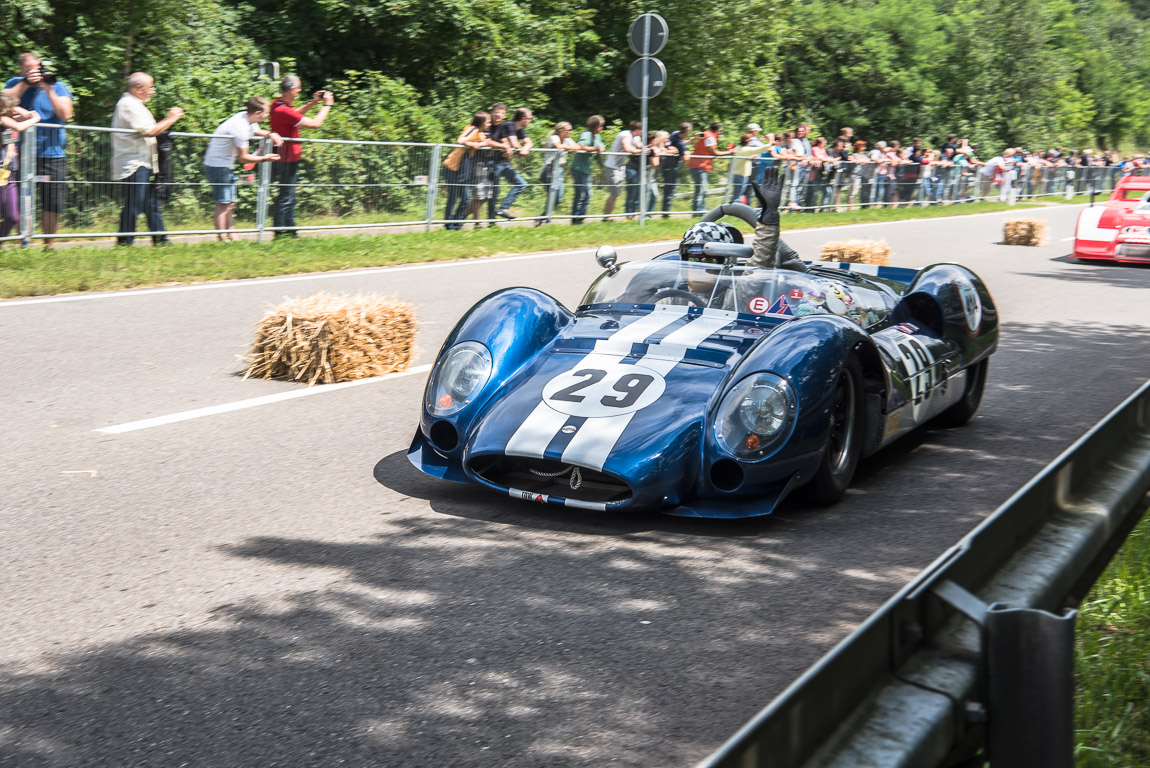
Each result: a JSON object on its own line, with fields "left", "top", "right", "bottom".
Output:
{"left": 685, "top": 122, "right": 733, "bottom": 213}
{"left": 270, "top": 76, "right": 334, "bottom": 238}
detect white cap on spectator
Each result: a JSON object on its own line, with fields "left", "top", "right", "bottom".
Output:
{"left": 747, "top": 123, "right": 761, "bottom": 132}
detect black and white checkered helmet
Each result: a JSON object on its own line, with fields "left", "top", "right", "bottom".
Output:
{"left": 679, "top": 221, "right": 736, "bottom": 259}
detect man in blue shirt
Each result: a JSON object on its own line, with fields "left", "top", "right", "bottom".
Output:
{"left": 4, "top": 53, "right": 74, "bottom": 248}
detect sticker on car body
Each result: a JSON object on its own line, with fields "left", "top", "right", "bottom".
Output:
{"left": 948, "top": 270, "right": 982, "bottom": 334}
{"left": 542, "top": 362, "right": 668, "bottom": 418}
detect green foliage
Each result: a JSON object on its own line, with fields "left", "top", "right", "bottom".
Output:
{"left": 229, "top": 0, "right": 593, "bottom": 131}
{"left": 776, "top": 0, "right": 947, "bottom": 140}
{"left": 4, "top": 0, "right": 1150, "bottom": 160}
{"left": 0, "top": 0, "right": 49, "bottom": 58}
{"left": 1075, "top": 513, "right": 1150, "bottom": 766}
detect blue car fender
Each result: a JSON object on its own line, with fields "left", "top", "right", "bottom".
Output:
{"left": 714, "top": 315, "right": 887, "bottom": 467}
{"left": 416, "top": 288, "right": 574, "bottom": 460}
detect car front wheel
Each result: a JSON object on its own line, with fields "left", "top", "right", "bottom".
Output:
{"left": 804, "top": 355, "right": 864, "bottom": 506}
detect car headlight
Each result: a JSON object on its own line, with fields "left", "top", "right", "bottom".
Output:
{"left": 426, "top": 341, "right": 492, "bottom": 417}
{"left": 714, "top": 373, "right": 797, "bottom": 460}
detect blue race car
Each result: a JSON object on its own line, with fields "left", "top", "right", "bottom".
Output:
{"left": 408, "top": 205, "right": 997, "bottom": 518}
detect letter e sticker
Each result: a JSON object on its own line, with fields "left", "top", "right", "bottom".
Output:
{"left": 749, "top": 296, "right": 770, "bottom": 314}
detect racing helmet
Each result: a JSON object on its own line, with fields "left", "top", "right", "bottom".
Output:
{"left": 679, "top": 221, "right": 742, "bottom": 260}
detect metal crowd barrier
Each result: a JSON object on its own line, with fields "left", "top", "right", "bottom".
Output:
{"left": 0, "top": 123, "right": 1140, "bottom": 246}
{"left": 699, "top": 379, "right": 1150, "bottom": 768}
{"left": 744, "top": 159, "right": 1138, "bottom": 212}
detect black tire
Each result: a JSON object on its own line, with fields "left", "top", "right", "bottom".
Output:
{"left": 933, "top": 358, "right": 989, "bottom": 428}
{"left": 803, "top": 356, "right": 864, "bottom": 506}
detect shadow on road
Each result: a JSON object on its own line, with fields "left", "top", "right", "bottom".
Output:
{"left": 1034, "top": 256, "right": 1150, "bottom": 285}
{"left": 2, "top": 322, "right": 1149, "bottom": 767}
{"left": 372, "top": 448, "right": 792, "bottom": 538}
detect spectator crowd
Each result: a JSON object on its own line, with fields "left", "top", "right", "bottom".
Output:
{"left": 1, "top": 58, "right": 333, "bottom": 245}
{"left": 2, "top": 50, "right": 1148, "bottom": 245}
{"left": 440, "top": 113, "right": 1150, "bottom": 229}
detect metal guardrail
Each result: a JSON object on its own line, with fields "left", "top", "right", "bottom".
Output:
{"left": 0, "top": 122, "right": 1141, "bottom": 245}
{"left": 698, "top": 379, "right": 1150, "bottom": 768}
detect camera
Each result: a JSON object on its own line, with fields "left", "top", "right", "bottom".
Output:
{"left": 24, "top": 61, "right": 57, "bottom": 86}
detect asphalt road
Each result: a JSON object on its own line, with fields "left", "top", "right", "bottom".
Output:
{"left": 3, "top": 205, "right": 1149, "bottom": 767}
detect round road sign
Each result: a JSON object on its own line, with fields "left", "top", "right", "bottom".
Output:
{"left": 628, "top": 13, "right": 669, "bottom": 57}
{"left": 626, "top": 56, "right": 667, "bottom": 100}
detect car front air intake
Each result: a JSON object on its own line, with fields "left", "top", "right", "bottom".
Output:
{"left": 468, "top": 455, "right": 632, "bottom": 504}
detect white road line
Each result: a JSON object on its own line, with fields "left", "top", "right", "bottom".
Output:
{"left": 95, "top": 364, "right": 432, "bottom": 435}
{"left": 1, "top": 205, "right": 1084, "bottom": 308}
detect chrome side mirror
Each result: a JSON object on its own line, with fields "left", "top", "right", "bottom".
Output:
{"left": 595, "top": 245, "right": 619, "bottom": 274}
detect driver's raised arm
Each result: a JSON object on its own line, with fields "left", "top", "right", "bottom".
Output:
{"left": 748, "top": 168, "right": 787, "bottom": 269}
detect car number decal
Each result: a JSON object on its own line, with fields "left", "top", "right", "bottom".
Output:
{"left": 543, "top": 363, "right": 667, "bottom": 418}
{"left": 876, "top": 326, "right": 944, "bottom": 425}
{"left": 505, "top": 308, "right": 734, "bottom": 472}
{"left": 890, "top": 335, "right": 939, "bottom": 423}
{"left": 948, "top": 269, "right": 982, "bottom": 334}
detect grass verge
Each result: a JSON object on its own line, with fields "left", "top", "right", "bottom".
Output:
{"left": 0, "top": 199, "right": 1047, "bottom": 298}
{"left": 1075, "top": 509, "right": 1150, "bottom": 766}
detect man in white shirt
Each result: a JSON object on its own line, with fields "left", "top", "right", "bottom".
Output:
{"left": 202, "top": 97, "right": 281, "bottom": 241}
{"left": 111, "top": 72, "right": 183, "bottom": 246}
{"left": 602, "top": 121, "right": 641, "bottom": 219}
{"left": 980, "top": 148, "right": 1015, "bottom": 201}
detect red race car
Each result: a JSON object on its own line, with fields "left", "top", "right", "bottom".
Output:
{"left": 1073, "top": 175, "right": 1150, "bottom": 264}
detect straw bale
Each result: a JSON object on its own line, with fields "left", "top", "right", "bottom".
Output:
{"left": 1002, "top": 218, "right": 1048, "bottom": 246}
{"left": 244, "top": 292, "right": 416, "bottom": 386}
{"left": 818, "top": 239, "right": 892, "bottom": 265}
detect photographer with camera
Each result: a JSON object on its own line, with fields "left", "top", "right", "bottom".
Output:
{"left": 3, "top": 53, "right": 73, "bottom": 248}
{"left": 269, "top": 76, "right": 334, "bottom": 239}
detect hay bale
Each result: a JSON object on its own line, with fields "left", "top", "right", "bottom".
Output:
{"left": 818, "top": 239, "right": 892, "bottom": 265}
{"left": 245, "top": 293, "right": 416, "bottom": 386}
{"left": 1003, "top": 218, "right": 1048, "bottom": 246}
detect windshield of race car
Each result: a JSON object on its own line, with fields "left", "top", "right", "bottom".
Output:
{"left": 580, "top": 260, "right": 896, "bottom": 327}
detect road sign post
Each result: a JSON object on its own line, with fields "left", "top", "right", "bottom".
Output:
{"left": 627, "top": 13, "right": 667, "bottom": 226}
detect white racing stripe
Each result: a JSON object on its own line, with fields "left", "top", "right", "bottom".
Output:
{"left": 560, "top": 413, "right": 637, "bottom": 472}
{"left": 1075, "top": 206, "right": 1117, "bottom": 242}
{"left": 560, "top": 309, "right": 736, "bottom": 471}
{"left": 95, "top": 364, "right": 432, "bottom": 434}
{"left": 504, "top": 306, "right": 689, "bottom": 459}
{"left": 638, "top": 309, "right": 736, "bottom": 376}
{"left": 504, "top": 402, "right": 573, "bottom": 458}
{"left": 592, "top": 304, "right": 691, "bottom": 354}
